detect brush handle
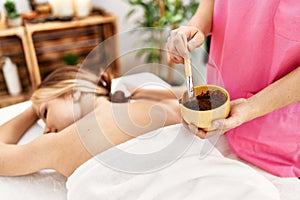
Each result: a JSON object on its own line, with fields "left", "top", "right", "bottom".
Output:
{"left": 184, "top": 58, "right": 195, "bottom": 98}
{"left": 187, "top": 76, "right": 195, "bottom": 98}
{"left": 184, "top": 58, "right": 192, "bottom": 76}
{"left": 182, "top": 34, "right": 195, "bottom": 98}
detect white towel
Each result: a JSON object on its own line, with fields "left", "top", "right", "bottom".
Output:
{"left": 111, "top": 72, "right": 172, "bottom": 98}
{"left": 67, "top": 124, "right": 280, "bottom": 200}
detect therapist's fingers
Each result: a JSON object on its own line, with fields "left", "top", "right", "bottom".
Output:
{"left": 183, "top": 115, "right": 241, "bottom": 139}
{"left": 213, "top": 117, "right": 242, "bottom": 131}
{"left": 181, "top": 118, "right": 190, "bottom": 130}
{"left": 187, "top": 31, "right": 205, "bottom": 52}
{"left": 207, "top": 117, "right": 242, "bottom": 137}
{"left": 182, "top": 118, "right": 207, "bottom": 139}
{"left": 167, "top": 52, "right": 183, "bottom": 64}
{"left": 187, "top": 123, "right": 207, "bottom": 139}
{"left": 166, "top": 31, "right": 188, "bottom": 63}
{"left": 193, "top": 127, "right": 207, "bottom": 139}
{"left": 167, "top": 26, "right": 205, "bottom": 63}
{"left": 204, "top": 128, "right": 226, "bottom": 139}
{"left": 198, "top": 119, "right": 228, "bottom": 139}
{"left": 230, "top": 98, "right": 247, "bottom": 107}
{"left": 212, "top": 98, "right": 249, "bottom": 131}
{"left": 167, "top": 47, "right": 184, "bottom": 64}
{"left": 173, "top": 32, "right": 190, "bottom": 59}
{"left": 174, "top": 26, "right": 205, "bottom": 51}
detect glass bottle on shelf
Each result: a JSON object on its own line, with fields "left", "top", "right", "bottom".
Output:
{"left": 2, "top": 57, "right": 22, "bottom": 96}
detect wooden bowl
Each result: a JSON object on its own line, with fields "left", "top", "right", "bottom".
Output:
{"left": 179, "top": 85, "right": 230, "bottom": 131}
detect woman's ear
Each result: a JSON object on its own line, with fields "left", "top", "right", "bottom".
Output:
{"left": 72, "top": 90, "right": 81, "bottom": 102}
{"left": 100, "top": 68, "right": 112, "bottom": 92}
{"left": 71, "top": 90, "right": 82, "bottom": 121}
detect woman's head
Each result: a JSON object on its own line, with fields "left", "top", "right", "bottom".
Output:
{"left": 31, "top": 66, "right": 112, "bottom": 133}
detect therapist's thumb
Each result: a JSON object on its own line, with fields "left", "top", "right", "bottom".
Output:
{"left": 187, "top": 31, "right": 205, "bottom": 51}
{"left": 210, "top": 119, "right": 225, "bottom": 130}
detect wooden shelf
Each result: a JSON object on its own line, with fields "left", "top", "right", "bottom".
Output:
{"left": 0, "top": 12, "right": 120, "bottom": 108}
{"left": 0, "top": 27, "right": 33, "bottom": 108}
{"left": 0, "top": 93, "right": 29, "bottom": 108}
{"left": 0, "top": 26, "right": 24, "bottom": 37}
{"left": 25, "top": 15, "right": 117, "bottom": 33}
{"left": 25, "top": 14, "right": 119, "bottom": 88}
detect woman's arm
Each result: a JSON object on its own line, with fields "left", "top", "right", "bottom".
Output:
{"left": 0, "top": 103, "right": 148, "bottom": 177}
{"left": 0, "top": 105, "right": 38, "bottom": 144}
{"left": 190, "top": 66, "right": 300, "bottom": 138}
{"left": 0, "top": 134, "right": 57, "bottom": 176}
{"left": 0, "top": 121, "right": 92, "bottom": 177}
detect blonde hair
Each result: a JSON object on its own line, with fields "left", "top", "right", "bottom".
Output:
{"left": 31, "top": 66, "right": 112, "bottom": 104}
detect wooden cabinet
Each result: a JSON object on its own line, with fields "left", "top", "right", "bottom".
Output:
{"left": 0, "top": 27, "right": 33, "bottom": 107}
{"left": 0, "top": 13, "right": 119, "bottom": 107}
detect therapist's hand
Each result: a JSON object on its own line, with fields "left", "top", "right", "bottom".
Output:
{"left": 183, "top": 98, "right": 251, "bottom": 139}
{"left": 166, "top": 26, "right": 205, "bottom": 64}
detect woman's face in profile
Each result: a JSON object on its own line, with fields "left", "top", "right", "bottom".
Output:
{"left": 35, "top": 96, "right": 75, "bottom": 134}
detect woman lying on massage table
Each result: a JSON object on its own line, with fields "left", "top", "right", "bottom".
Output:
{"left": 0, "top": 66, "right": 182, "bottom": 177}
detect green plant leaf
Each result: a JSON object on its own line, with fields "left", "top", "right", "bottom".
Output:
{"left": 170, "top": 14, "right": 183, "bottom": 23}
{"left": 63, "top": 53, "right": 79, "bottom": 66}
{"left": 8, "top": 12, "right": 20, "bottom": 19}
{"left": 4, "top": 0, "right": 17, "bottom": 14}
{"left": 125, "top": 0, "right": 200, "bottom": 63}
{"left": 126, "top": 9, "right": 136, "bottom": 19}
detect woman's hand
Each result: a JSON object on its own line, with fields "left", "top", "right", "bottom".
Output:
{"left": 166, "top": 26, "right": 205, "bottom": 64}
{"left": 183, "top": 98, "right": 252, "bottom": 139}
{"left": 0, "top": 105, "right": 38, "bottom": 144}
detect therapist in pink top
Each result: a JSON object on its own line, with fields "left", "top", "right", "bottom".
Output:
{"left": 167, "top": 0, "right": 300, "bottom": 177}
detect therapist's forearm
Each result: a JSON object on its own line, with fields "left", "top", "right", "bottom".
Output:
{"left": 0, "top": 106, "right": 38, "bottom": 144}
{"left": 246, "top": 66, "right": 300, "bottom": 121}
{"left": 187, "top": 0, "right": 214, "bottom": 36}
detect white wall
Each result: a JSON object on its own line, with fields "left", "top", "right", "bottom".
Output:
{"left": 1, "top": 0, "right": 145, "bottom": 76}
{"left": 0, "top": 0, "right": 32, "bottom": 14}
{"left": 91, "top": 0, "right": 189, "bottom": 85}
{"left": 92, "top": 0, "right": 148, "bottom": 76}
{"left": 92, "top": 0, "right": 139, "bottom": 33}
{"left": 91, "top": 1, "right": 207, "bottom": 86}
{"left": 1, "top": 0, "right": 199, "bottom": 85}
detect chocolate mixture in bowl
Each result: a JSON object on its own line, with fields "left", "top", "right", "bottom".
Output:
{"left": 183, "top": 90, "right": 227, "bottom": 111}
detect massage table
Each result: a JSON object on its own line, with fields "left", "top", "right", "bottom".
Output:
{"left": 0, "top": 72, "right": 299, "bottom": 200}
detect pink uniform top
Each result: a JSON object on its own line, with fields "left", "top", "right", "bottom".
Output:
{"left": 208, "top": 0, "right": 300, "bottom": 177}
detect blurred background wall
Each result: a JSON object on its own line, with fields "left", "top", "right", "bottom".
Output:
{"left": 0, "top": 0, "right": 206, "bottom": 85}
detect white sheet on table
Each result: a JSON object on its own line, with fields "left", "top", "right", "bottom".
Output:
{"left": 215, "top": 134, "right": 300, "bottom": 200}
{"left": 111, "top": 72, "right": 172, "bottom": 97}
{"left": 67, "top": 124, "right": 280, "bottom": 200}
